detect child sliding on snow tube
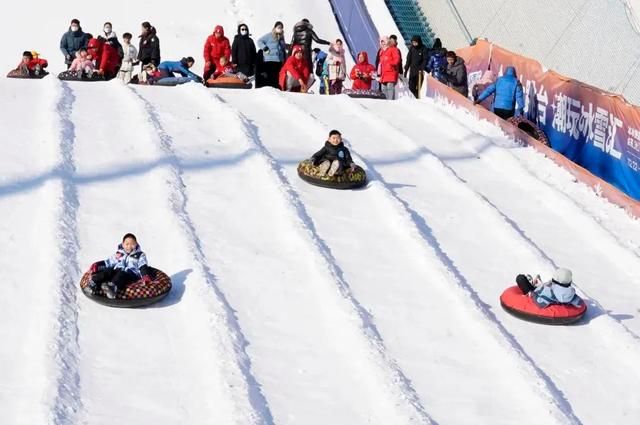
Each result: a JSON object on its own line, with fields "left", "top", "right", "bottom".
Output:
{"left": 14, "top": 51, "right": 48, "bottom": 77}
{"left": 516, "top": 268, "right": 583, "bottom": 308}
{"left": 84, "top": 233, "right": 151, "bottom": 299}
{"left": 311, "top": 129, "right": 356, "bottom": 177}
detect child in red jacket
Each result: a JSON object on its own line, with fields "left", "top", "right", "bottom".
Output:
{"left": 350, "top": 51, "right": 376, "bottom": 90}
{"left": 212, "top": 55, "right": 248, "bottom": 82}
{"left": 15, "top": 51, "right": 48, "bottom": 77}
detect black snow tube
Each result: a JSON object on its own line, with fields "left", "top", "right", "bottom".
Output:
{"left": 58, "top": 70, "right": 107, "bottom": 82}
{"left": 508, "top": 116, "right": 550, "bottom": 146}
{"left": 80, "top": 267, "right": 172, "bottom": 308}
{"left": 343, "top": 89, "right": 386, "bottom": 100}
{"left": 6, "top": 69, "right": 48, "bottom": 79}
{"left": 297, "top": 159, "right": 368, "bottom": 189}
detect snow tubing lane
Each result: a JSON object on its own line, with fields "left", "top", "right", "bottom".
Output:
{"left": 80, "top": 267, "right": 172, "bottom": 308}
{"left": 343, "top": 89, "right": 386, "bottom": 100}
{"left": 297, "top": 159, "right": 367, "bottom": 189}
{"left": 507, "top": 116, "right": 550, "bottom": 146}
{"left": 500, "top": 286, "right": 587, "bottom": 325}
{"left": 58, "top": 71, "right": 106, "bottom": 82}
{"left": 205, "top": 76, "right": 252, "bottom": 89}
{"left": 6, "top": 69, "right": 48, "bottom": 79}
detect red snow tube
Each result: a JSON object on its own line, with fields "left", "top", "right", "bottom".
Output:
{"left": 500, "top": 286, "right": 587, "bottom": 325}
{"left": 80, "top": 267, "right": 172, "bottom": 308}
{"left": 205, "top": 75, "right": 252, "bottom": 89}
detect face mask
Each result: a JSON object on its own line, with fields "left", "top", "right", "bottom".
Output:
{"left": 71, "top": 26, "right": 79, "bottom": 32}
{"left": 240, "top": 29, "right": 248, "bottom": 35}
{"left": 104, "top": 26, "right": 112, "bottom": 34}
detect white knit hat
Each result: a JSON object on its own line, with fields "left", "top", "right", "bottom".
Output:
{"left": 552, "top": 268, "right": 572, "bottom": 285}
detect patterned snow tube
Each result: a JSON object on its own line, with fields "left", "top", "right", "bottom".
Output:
{"left": 206, "top": 75, "right": 252, "bottom": 89}
{"left": 297, "top": 159, "right": 367, "bottom": 190}
{"left": 58, "top": 70, "right": 106, "bottom": 82}
{"left": 343, "top": 89, "right": 386, "bottom": 100}
{"left": 6, "top": 69, "right": 48, "bottom": 79}
{"left": 500, "top": 286, "right": 587, "bottom": 325}
{"left": 80, "top": 267, "right": 172, "bottom": 308}
{"left": 507, "top": 116, "right": 550, "bottom": 146}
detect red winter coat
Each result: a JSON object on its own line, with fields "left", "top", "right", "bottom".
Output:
{"left": 203, "top": 25, "right": 232, "bottom": 72}
{"left": 279, "top": 45, "right": 310, "bottom": 90}
{"left": 379, "top": 46, "right": 400, "bottom": 84}
{"left": 349, "top": 51, "right": 376, "bottom": 90}
{"left": 20, "top": 57, "right": 48, "bottom": 71}
{"left": 88, "top": 38, "right": 120, "bottom": 77}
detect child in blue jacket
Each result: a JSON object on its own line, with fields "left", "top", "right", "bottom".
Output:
{"left": 516, "top": 268, "right": 583, "bottom": 308}
{"left": 85, "top": 233, "right": 151, "bottom": 299}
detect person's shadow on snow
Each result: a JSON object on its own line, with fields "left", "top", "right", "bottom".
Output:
{"left": 145, "top": 268, "right": 191, "bottom": 308}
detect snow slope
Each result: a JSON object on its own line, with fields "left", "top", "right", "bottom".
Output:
{"left": 0, "top": 1, "right": 349, "bottom": 76}
{"left": 2, "top": 2, "right": 640, "bottom": 425}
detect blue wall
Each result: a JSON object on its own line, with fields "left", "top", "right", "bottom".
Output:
{"left": 329, "top": 0, "right": 381, "bottom": 61}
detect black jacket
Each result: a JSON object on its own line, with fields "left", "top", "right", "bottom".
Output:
{"left": 232, "top": 25, "right": 257, "bottom": 76}
{"left": 446, "top": 56, "right": 469, "bottom": 97}
{"left": 290, "top": 21, "right": 329, "bottom": 51}
{"left": 405, "top": 42, "right": 428, "bottom": 76}
{"left": 311, "top": 141, "right": 354, "bottom": 167}
{"left": 138, "top": 28, "right": 161, "bottom": 66}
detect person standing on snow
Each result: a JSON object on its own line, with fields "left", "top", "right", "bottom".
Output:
{"left": 378, "top": 36, "right": 401, "bottom": 99}
{"left": 290, "top": 18, "right": 330, "bottom": 71}
{"left": 231, "top": 23, "right": 257, "bottom": 78}
{"left": 389, "top": 34, "right": 403, "bottom": 75}
{"left": 203, "top": 25, "right": 231, "bottom": 81}
{"left": 60, "top": 18, "right": 90, "bottom": 68}
{"left": 256, "top": 21, "right": 287, "bottom": 89}
{"left": 312, "top": 48, "right": 328, "bottom": 94}
{"left": 350, "top": 51, "right": 376, "bottom": 91}
{"left": 138, "top": 22, "right": 161, "bottom": 68}
{"left": 404, "top": 35, "right": 428, "bottom": 98}
{"left": 101, "top": 22, "right": 124, "bottom": 63}
{"left": 326, "top": 39, "right": 346, "bottom": 94}
{"left": 118, "top": 32, "right": 138, "bottom": 84}
{"left": 475, "top": 66, "right": 524, "bottom": 119}
{"left": 444, "top": 51, "right": 468, "bottom": 97}
{"left": 427, "top": 40, "right": 448, "bottom": 84}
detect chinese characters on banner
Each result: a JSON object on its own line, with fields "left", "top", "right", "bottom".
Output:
{"left": 455, "top": 40, "right": 640, "bottom": 201}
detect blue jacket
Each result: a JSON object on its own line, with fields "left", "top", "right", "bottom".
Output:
{"left": 532, "top": 281, "right": 583, "bottom": 308}
{"left": 314, "top": 50, "right": 327, "bottom": 77}
{"left": 60, "top": 27, "right": 90, "bottom": 61}
{"left": 103, "top": 244, "right": 149, "bottom": 277}
{"left": 257, "top": 32, "right": 287, "bottom": 63}
{"left": 427, "top": 49, "right": 447, "bottom": 83}
{"left": 477, "top": 66, "right": 524, "bottom": 114}
{"left": 158, "top": 60, "right": 200, "bottom": 79}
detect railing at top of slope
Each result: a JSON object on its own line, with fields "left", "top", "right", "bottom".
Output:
{"left": 384, "top": 0, "right": 435, "bottom": 46}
